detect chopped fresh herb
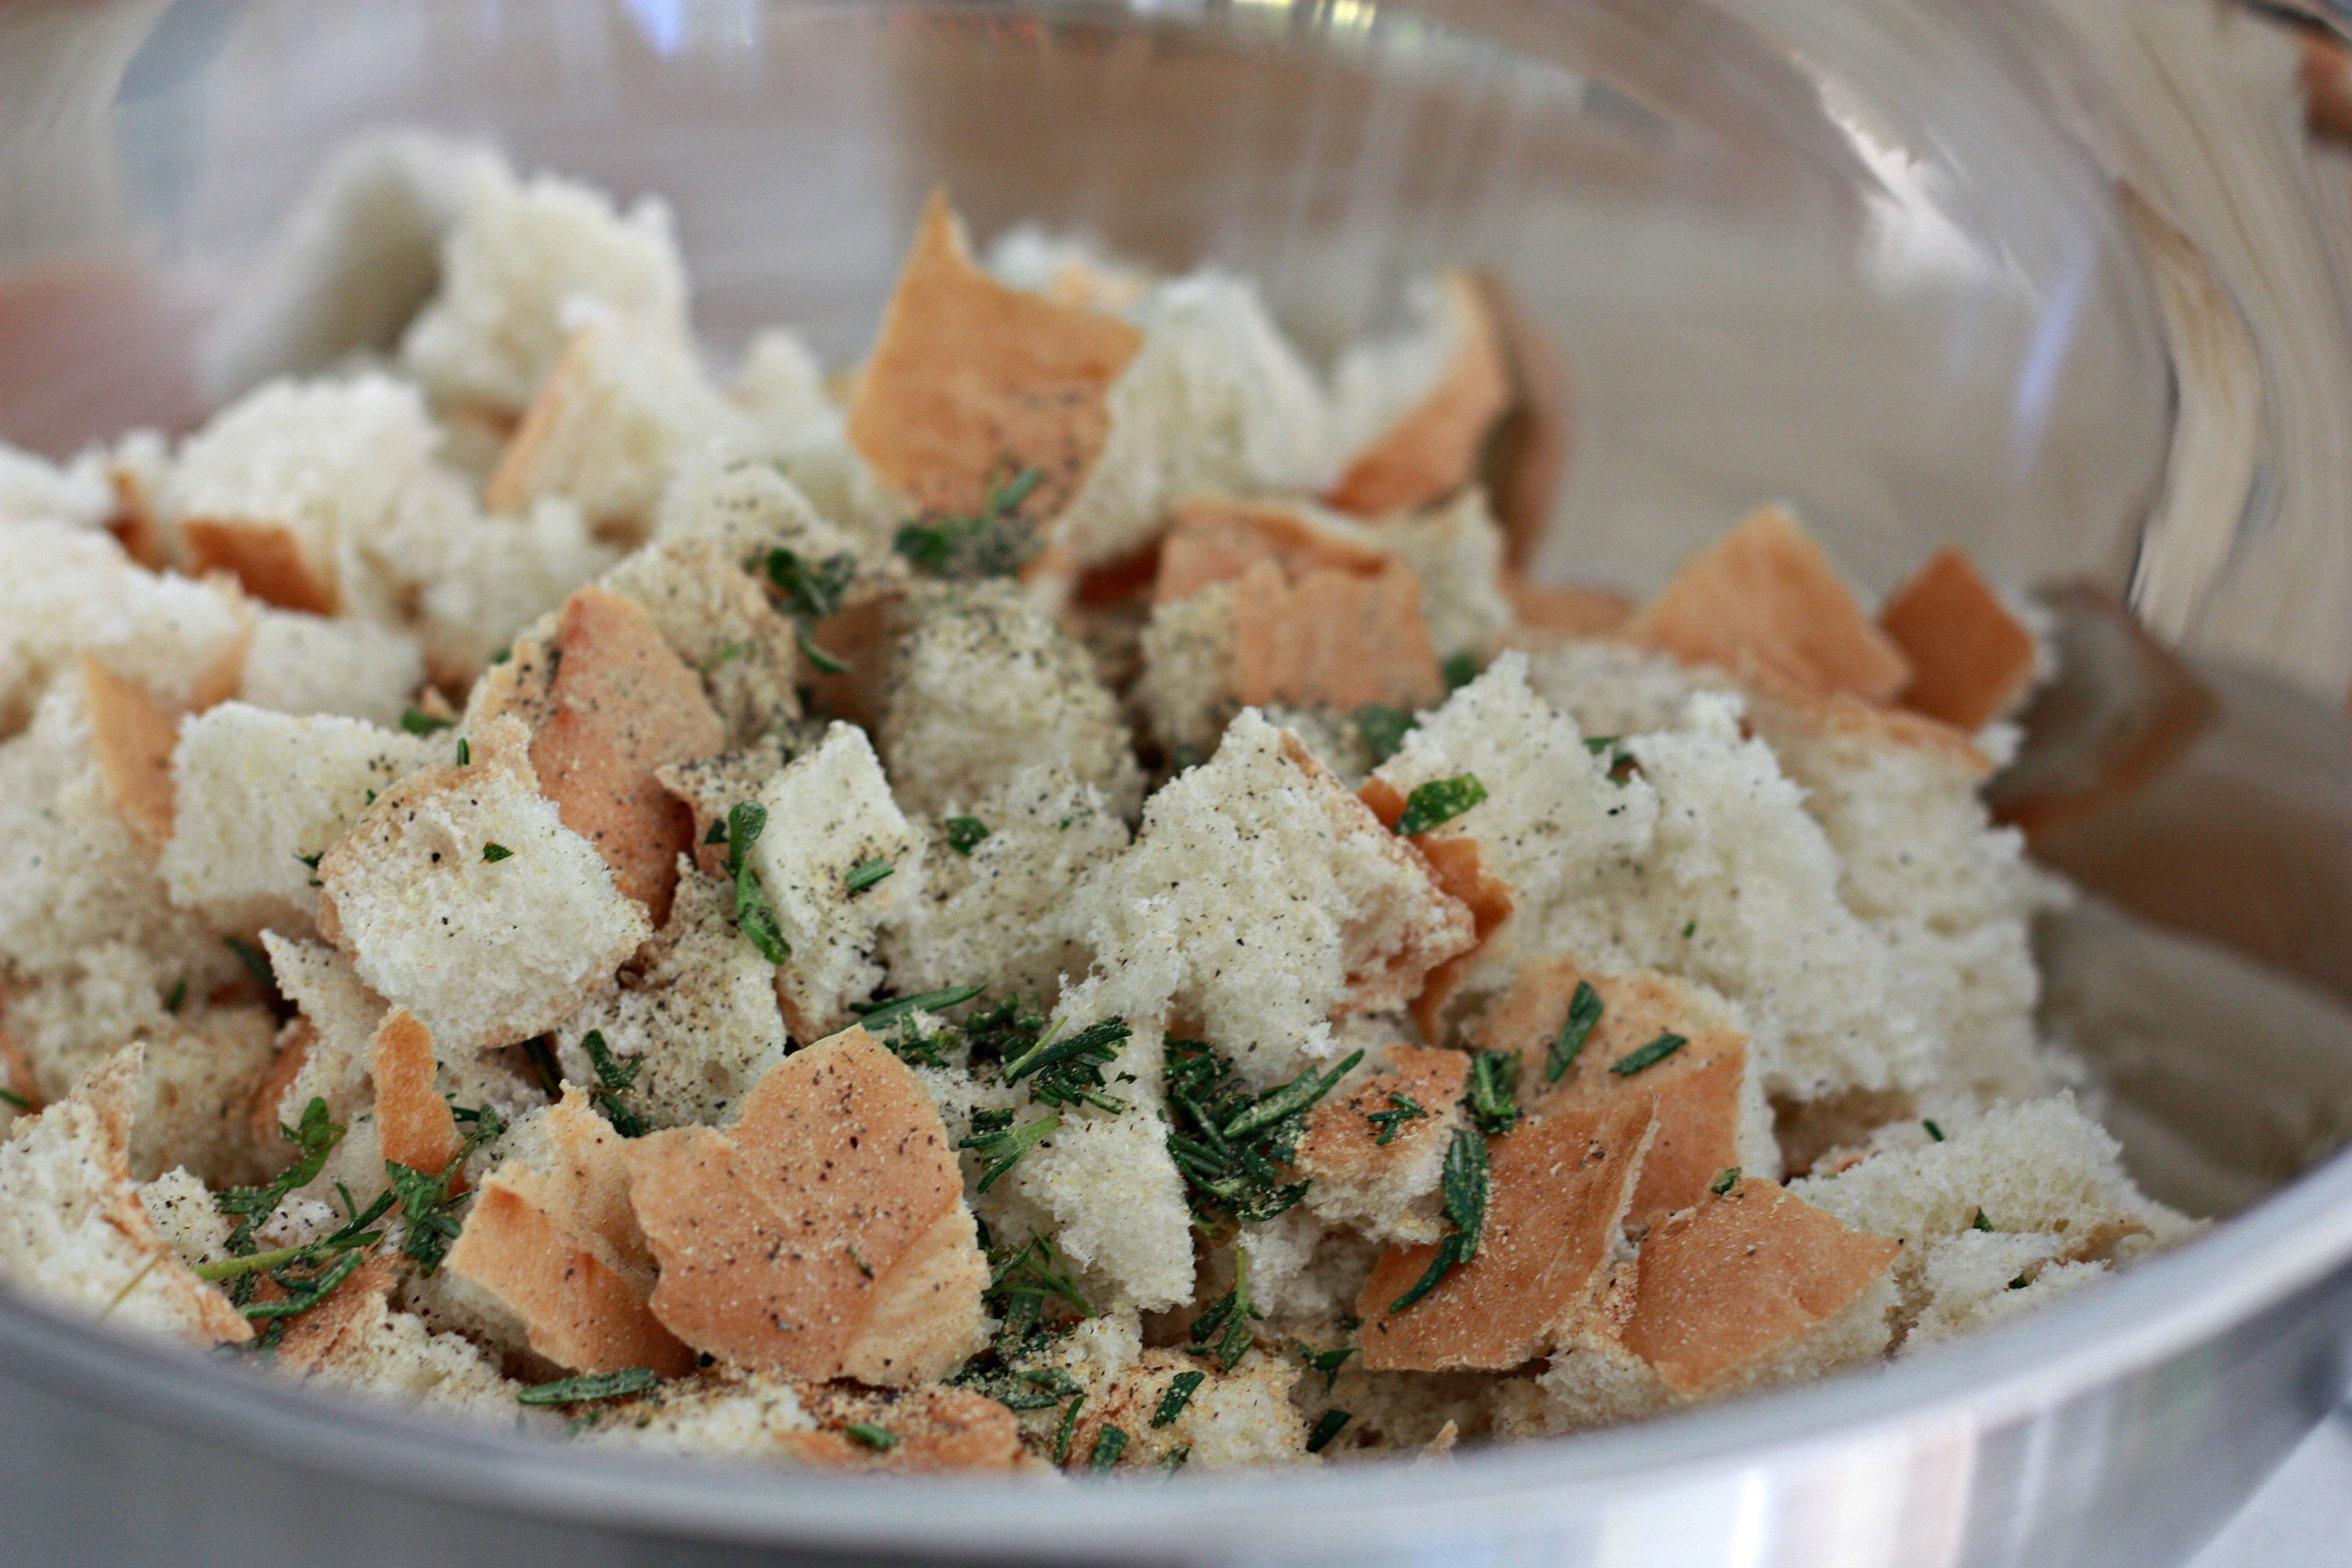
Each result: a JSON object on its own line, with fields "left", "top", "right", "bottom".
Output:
{"left": 703, "top": 818, "right": 729, "bottom": 845}
{"left": 1388, "top": 1126, "right": 1488, "bottom": 1314}
{"left": 1003, "top": 1017, "right": 1133, "bottom": 1113}
{"left": 960, "top": 994, "right": 1048, "bottom": 1071}
{"left": 0, "top": 1089, "right": 30, "bottom": 1113}
{"left": 480, "top": 842, "right": 512, "bottom": 863}
{"left": 399, "top": 707, "right": 452, "bottom": 736}
{"left": 517, "top": 1367, "right": 661, "bottom": 1406}
{"left": 1353, "top": 703, "right": 1415, "bottom": 765}
{"left": 454, "top": 737, "right": 470, "bottom": 766}
{"left": 944, "top": 816, "right": 991, "bottom": 856}
{"left": 1547, "top": 980, "right": 1604, "bottom": 1083}
{"left": 1440, "top": 651, "right": 1482, "bottom": 690}
{"left": 987, "top": 1234, "right": 1095, "bottom": 1324}
{"left": 238, "top": 1247, "right": 370, "bottom": 1321}
{"left": 895, "top": 467, "right": 1045, "bottom": 579}
{"left": 580, "top": 1030, "right": 648, "bottom": 1138}
{"left": 518, "top": 1036, "right": 563, "bottom": 1099}
{"left": 700, "top": 639, "right": 747, "bottom": 674}
{"left": 1294, "top": 1340, "right": 1357, "bottom": 1392}
{"left": 1365, "top": 1092, "right": 1426, "bottom": 1146}
{"left": 724, "top": 801, "right": 790, "bottom": 962}
{"left": 1465, "top": 1050, "right": 1520, "bottom": 1135}
{"left": 1682, "top": 920, "right": 1696, "bottom": 939}
{"left": 1051, "top": 1394, "right": 1085, "bottom": 1466}
{"left": 846, "top": 1244, "right": 873, "bottom": 1278}
{"left": 1086, "top": 1426, "right": 1129, "bottom": 1472}
{"left": 1188, "top": 1252, "right": 1263, "bottom": 1371}
{"left": 1161, "top": 1445, "right": 1191, "bottom": 1471}
{"left": 384, "top": 1159, "right": 465, "bottom": 1274}
{"left": 844, "top": 1422, "right": 900, "bottom": 1452}
{"left": 1152, "top": 1371, "right": 1205, "bottom": 1428}
{"left": 1609, "top": 1032, "right": 1686, "bottom": 1077}
{"left": 795, "top": 627, "right": 851, "bottom": 675}
{"left": 947, "top": 1364, "right": 1070, "bottom": 1413}
{"left": 1709, "top": 1167, "right": 1741, "bottom": 1196}
{"left": 223, "top": 936, "right": 276, "bottom": 992}
{"left": 1923, "top": 1119, "right": 1945, "bottom": 1142}
{"left": 1393, "top": 774, "right": 1487, "bottom": 836}
{"left": 1585, "top": 735, "right": 1639, "bottom": 785}
{"left": 1305, "top": 1408, "right": 1352, "bottom": 1455}
{"left": 164, "top": 978, "right": 187, "bottom": 1015}
{"left": 959, "top": 1107, "right": 1060, "bottom": 1192}
{"left": 852, "top": 983, "right": 987, "bottom": 1030}
{"left": 1972, "top": 1209, "right": 1995, "bottom": 1233}
{"left": 2008, "top": 1275, "right": 2030, "bottom": 1291}
{"left": 1163, "top": 1042, "right": 1360, "bottom": 1227}
{"left": 763, "top": 548, "right": 858, "bottom": 621}
{"left": 1583, "top": 735, "right": 1620, "bottom": 754}
{"left": 490, "top": 647, "right": 512, "bottom": 665}
{"left": 214, "top": 1097, "right": 343, "bottom": 1254}
{"left": 843, "top": 858, "right": 893, "bottom": 894}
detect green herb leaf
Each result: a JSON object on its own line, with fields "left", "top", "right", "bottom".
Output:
{"left": 1294, "top": 1340, "right": 1357, "bottom": 1392}
{"left": 845, "top": 1422, "right": 900, "bottom": 1452}
{"left": 399, "top": 707, "right": 452, "bottom": 736}
{"left": 1163, "top": 1041, "right": 1355, "bottom": 1227}
{"left": 455, "top": 737, "right": 470, "bottom": 766}
{"left": 1003, "top": 1017, "right": 1133, "bottom": 1113}
{"left": 0, "top": 1088, "right": 29, "bottom": 1113}
{"left": 1051, "top": 1394, "right": 1086, "bottom": 1466}
{"left": 1221, "top": 1049, "right": 1362, "bottom": 1141}
{"left": 843, "top": 858, "right": 894, "bottom": 894}
{"left": 1187, "top": 1251, "right": 1263, "bottom": 1371}
{"left": 1305, "top": 1408, "right": 1352, "bottom": 1455}
{"left": 1709, "top": 1166, "right": 1740, "bottom": 1196}
{"left": 1546, "top": 980, "right": 1603, "bottom": 1083}
{"left": 795, "top": 627, "right": 851, "bottom": 675}
{"left": 1609, "top": 1032, "right": 1686, "bottom": 1077}
{"left": 1353, "top": 704, "right": 1415, "bottom": 765}
{"left": 238, "top": 1246, "right": 370, "bottom": 1321}
{"left": 1085, "top": 1425, "right": 1129, "bottom": 1472}
{"left": 1152, "top": 1370, "right": 1205, "bottom": 1428}
{"left": 223, "top": 936, "right": 276, "bottom": 992}
{"left": 1440, "top": 652, "right": 1482, "bottom": 690}
{"left": 1923, "top": 1119, "right": 1945, "bottom": 1143}
{"left": 2008, "top": 1274, "right": 2030, "bottom": 1291}
{"left": 1682, "top": 920, "right": 1696, "bottom": 939}
{"left": 1389, "top": 1127, "right": 1488, "bottom": 1314}
{"left": 164, "top": 977, "right": 187, "bottom": 1015}
{"left": 1972, "top": 1209, "right": 1995, "bottom": 1233}
{"left": 944, "top": 816, "right": 991, "bottom": 856}
{"left": 1161, "top": 1445, "right": 1191, "bottom": 1471}
{"left": 1465, "top": 1050, "right": 1520, "bottom": 1136}
{"left": 480, "top": 842, "right": 512, "bottom": 863}
{"left": 1365, "top": 1092, "right": 1425, "bottom": 1146}
{"left": 725, "top": 801, "right": 790, "bottom": 962}
{"left": 851, "top": 983, "right": 987, "bottom": 1031}
{"left": 894, "top": 467, "right": 1045, "bottom": 579}
{"left": 763, "top": 548, "right": 858, "bottom": 621}
{"left": 987, "top": 1234, "right": 1095, "bottom": 1321}
{"left": 958, "top": 1108, "right": 1060, "bottom": 1192}
{"left": 214, "top": 1097, "right": 344, "bottom": 1253}
{"left": 1393, "top": 774, "right": 1487, "bottom": 836}
{"left": 517, "top": 1036, "right": 564, "bottom": 1099}
{"left": 580, "top": 1029, "right": 648, "bottom": 1138}
{"left": 517, "top": 1366, "right": 661, "bottom": 1406}
{"left": 700, "top": 638, "right": 748, "bottom": 674}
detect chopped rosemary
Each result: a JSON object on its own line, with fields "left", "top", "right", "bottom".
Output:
{"left": 1163, "top": 1042, "right": 1360, "bottom": 1226}
{"left": 724, "top": 801, "right": 790, "bottom": 962}
{"left": 1547, "top": 980, "right": 1604, "bottom": 1082}
{"left": 1609, "top": 1032, "right": 1685, "bottom": 1077}
{"left": 944, "top": 816, "right": 991, "bottom": 856}
{"left": 1051, "top": 1394, "right": 1085, "bottom": 1465}
{"left": 763, "top": 547, "right": 858, "bottom": 621}
{"left": 0, "top": 1089, "right": 29, "bottom": 1113}
{"left": 852, "top": 983, "right": 986, "bottom": 1031}
{"left": 1161, "top": 1445, "right": 1191, "bottom": 1471}
{"left": 517, "top": 1366, "right": 660, "bottom": 1406}
{"left": 1152, "top": 1371, "right": 1205, "bottom": 1428}
{"left": 1002, "top": 1017, "right": 1132, "bottom": 1113}
{"left": 1365, "top": 1092, "right": 1426, "bottom": 1146}
{"left": 1682, "top": 920, "right": 1696, "bottom": 939}
{"left": 164, "top": 977, "right": 187, "bottom": 1015}
{"left": 1972, "top": 1209, "right": 1995, "bottom": 1233}
{"left": 1440, "top": 652, "right": 1482, "bottom": 690}
{"left": 1353, "top": 703, "right": 1415, "bottom": 765}
{"left": 223, "top": 936, "right": 276, "bottom": 992}
{"left": 843, "top": 858, "right": 894, "bottom": 894}
{"left": 480, "top": 842, "right": 512, "bottom": 863}
{"left": 895, "top": 467, "right": 1046, "bottom": 579}
{"left": 382, "top": 1104, "right": 503, "bottom": 1277}
{"left": 1305, "top": 1408, "right": 1352, "bottom": 1455}
{"left": 398, "top": 707, "right": 451, "bottom": 736}
{"left": 1388, "top": 1126, "right": 1488, "bottom": 1314}
{"left": 1709, "top": 1167, "right": 1740, "bottom": 1196}
{"left": 845, "top": 1422, "right": 900, "bottom": 1452}
{"left": 1923, "top": 1119, "right": 1945, "bottom": 1142}
{"left": 1393, "top": 774, "right": 1487, "bottom": 836}
{"left": 454, "top": 737, "right": 470, "bottom": 765}
{"left": 795, "top": 627, "right": 851, "bottom": 675}
{"left": 958, "top": 1107, "right": 1060, "bottom": 1192}
{"left": 214, "top": 1096, "right": 342, "bottom": 1254}
{"left": 1188, "top": 1252, "right": 1263, "bottom": 1371}
{"left": 2008, "top": 1275, "right": 2030, "bottom": 1291}
{"left": 1086, "top": 1426, "right": 1129, "bottom": 1472}
{"left": 700, "top": 638, "right": 747, "bottom": 674}
{"left": 580, "top": 1030, "right": 648, "bottom": 1138}
{"left": 987, "top": 1234, "right": 1095, "bottom": 1324}
{"left": 1465, "top": 1050, "right": 1520, "bottom": 1135}
{"left": 1294, "top": 1340, "right": 1357, "bottom": 1392}
{"left": 517, "top": 1035, "right": 563, "bottom": 1099}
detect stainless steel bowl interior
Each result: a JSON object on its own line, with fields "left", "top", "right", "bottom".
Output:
{"left": 1, "top": 2, "right": 2349, "bottom": 1565}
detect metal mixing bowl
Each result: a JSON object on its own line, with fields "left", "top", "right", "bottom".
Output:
{"left": 3, "top": 2, "right": 2349, "bottom": 1563}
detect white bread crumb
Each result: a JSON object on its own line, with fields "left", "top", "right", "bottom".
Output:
{"left": 0, "top": 441, "right": 112, "bottom": 529}
{"left": 238, "top": 610, "right": 424, "bottom": 727}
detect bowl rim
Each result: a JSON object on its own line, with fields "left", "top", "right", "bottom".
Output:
{"left": 3, "top": 1134, "right": 2348, "bottom": 1558}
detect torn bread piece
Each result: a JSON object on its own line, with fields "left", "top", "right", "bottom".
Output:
{"left": 1504, "top": 578, "right": 1635, "bottom": 642}
{"left": 369, "top": 481, "right": 617, "bottom": 685}
{"left": 238, "top": 609, "right": 424, "bottom": 727}
{"left": 166, "top": 373, "right": 445, "bottom": 615}
{"left": 1138, "top": 501, "right": 1446, "bottom": 758}
{"left": 847, "top": 191, "right": 1142, "bottom": 531}
{"left": 1357, "top": 1096, "right": 1656, "bottom": 1371}
{"left": 76, "top": 655, "right": 181, "bottom": 850}
{"left": 161, "top": 705, "right": 445, "bottom": 929}
{"left": 275, "top": 1254, "right": 522, "bottom": 1419}
{"left": 1327, "top": 270, "right": 1512, "bottom": 518}
{"left": 1294, "top": 1044, "right": 1471, "bottom": 1244}
{"left": 881, "top": 582, "right": 1142, "bottom": 821}
{"left": 1051, "top": 1346, "right": 1309, "bottom": 1471}
{"left": 444, "top": 1089, "right": 696, "bottom": 1377}
{"left": 597, "top": 532, "right": 802, "bottom": 748}
{"left": 0, "top": 439, "right": 113, "bottom": 530}
{"left": 317, "top": 713, "right": 653, "bottom": 1056}
{"left": 736, "top": 722, "right": 923, "bottom": 1036}
{"left": 1478, "top": 957, "right": 1776, "bottom": 1225}
{"left": 1371, "top": 487, "right": 1517, "bottom": 666}
{"left": 553, "top": 863, "right": 789, "bottom": 1130}
{"left": 627, "top": 1026, "right": 989, "bottom": 1385}
{"left": 1063, "top": 712, "right": 1473, "bottom": 1083}
{"left": 1877, "top": 545, "right": 2042, "bottom": 732}
{"left": 591, "top": 1373, "right": 1024, "bottom": 1471}
{"left": 1356, "top": 774, "right": 1515, "bottom": 1040}
{"left": 1628, "top": 505, "right": 1910, "bottom": 705}
{"left": 0, "top": 1046, "right": 251, "bottom": 1346}
{"left": 1616, "top": 1177, "right": 1899, "bottom": 1400}
{"left": 470, "top": 584, "right": 727, "bottom": 925}
{"left": 370, "top": 1008, "right": 462, "bottom": 1176}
